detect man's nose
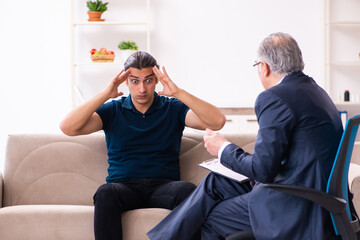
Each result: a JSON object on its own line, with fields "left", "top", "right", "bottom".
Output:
{"left": 139, "top": 82, "right": 146, "bottom": 92}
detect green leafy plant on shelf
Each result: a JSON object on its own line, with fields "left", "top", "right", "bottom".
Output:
{"left": 118, "top": 41, "right": 139, "bottom": 51}
{"left": 86, "top": 0, "right": 109, "bottom": 13}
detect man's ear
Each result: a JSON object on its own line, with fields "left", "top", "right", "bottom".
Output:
{"left": 262, "top": 62, "right": 271, "bottom": 77}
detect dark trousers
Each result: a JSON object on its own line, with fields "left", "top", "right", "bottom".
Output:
{"left": 147, "top": 173, "right": 253, "bottom": 240}
{"left": 93, "top": 178, "right": 196, "bottom": 240}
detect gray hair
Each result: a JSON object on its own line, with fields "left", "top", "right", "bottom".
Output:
{"left": 257, "top": 32, "right": 304, "bottom": 76}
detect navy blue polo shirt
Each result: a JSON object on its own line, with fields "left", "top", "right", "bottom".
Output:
{"left": 96, "top": 93, "right": 189, "bottom": 183}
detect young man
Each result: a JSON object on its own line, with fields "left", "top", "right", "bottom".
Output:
{"left": 60, "top": 51, "right": 226, "bottom": 240}
{"left": 147, "top": 33, "right": 344, "bottom": 240}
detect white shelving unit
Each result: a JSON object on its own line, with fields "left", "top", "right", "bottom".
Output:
{"left": 71, "top": 0, "right": 150, "bottom": 107}
{"left": 324, "top": 0, "right": 360, "bottom": 106}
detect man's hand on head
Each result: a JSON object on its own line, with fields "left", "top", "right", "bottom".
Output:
{"left": 152, "top": 66, "right": 181, "bottom": 97}
{"left": 103, "top": 69, "right": 130, "bottom": 99}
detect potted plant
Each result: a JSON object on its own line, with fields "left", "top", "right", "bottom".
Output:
{"left": 86, "top": 0, "right": 109, "bottom": 22}
{"left": 118, "top": 41, "right": 139, "bottom": 62}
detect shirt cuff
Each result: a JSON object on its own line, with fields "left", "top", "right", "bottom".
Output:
{"left": 218, "top": 141, "right": 231, "bottom": 160}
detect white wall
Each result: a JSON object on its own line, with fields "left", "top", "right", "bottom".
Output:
{"left": 0, "top": 0, "right": 324, "bottom": 173}
{"left": 150, "top": 0, "right": 324, "bottom": 107}
{"left": 0, "top": 1, "right": 71, "bottom": 172}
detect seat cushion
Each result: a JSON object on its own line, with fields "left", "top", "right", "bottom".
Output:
{"left": 0, "top": 205, "right": 94, "bottom": 240}
{"left": 122, "top": 208, "right": 171, "bottom": 240}
{"left": 0, "top": 205, "right": 170, "bottom": 240}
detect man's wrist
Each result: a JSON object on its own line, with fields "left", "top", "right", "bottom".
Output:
{"left": 99, "top": 88, "right": 115, "bottom": 101}
{"left": 173, "top": 88, "right": 186, "bottom": 100}
{"left": 218, "top": 141, "right": 231, "bottom": 160}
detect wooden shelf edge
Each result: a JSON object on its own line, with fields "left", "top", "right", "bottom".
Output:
{"left": 335, "top": 102, "right": 360, "bottom": 106}
{"left": 73, "top": 21, "right": 148, "bottom": 26}
{"left": 74, "top": 62, "right": 124, "bottom": 67}
{"left": 326, "top": 62, "right": 360, "bottom": 66}
{"left": 219, "top": 108, "right": 255, "bottom": 115}
{"left": 326, "top": 21, "right": 360, "bottom": 25}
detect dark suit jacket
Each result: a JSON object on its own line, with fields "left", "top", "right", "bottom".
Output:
{"left": 221, "top": 72, "right": 343, "bottom": 239}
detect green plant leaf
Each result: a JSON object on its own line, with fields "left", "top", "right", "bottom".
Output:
{"left": 95, "top": 0, "right": 100, "bottom": 11}
{"left": 118, "top": 41, "right": 139, "bottom": 50}
{"left": 86, "top": 0, "right": 108, "bottom": 12}
{"left": 87, "top": 1, "right": 95, "bottom": 11}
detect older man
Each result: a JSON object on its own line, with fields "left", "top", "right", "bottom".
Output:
{"left": 147, "top": 33, "right": 343, "bottom": 240}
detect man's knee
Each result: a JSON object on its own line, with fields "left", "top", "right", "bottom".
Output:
{"left": 93, "top": 183, "right": 128, "bottom": 205}
{"left": 200, "top": 173, "right": 251, "bottom": 200}
{"left": 171, "top": 181, "right": 196, "bottom": 202}
{"left": 149, "top": 181, "right": 196, "bottom": 209}
{"left": 94, "top": 183, "right": 114, "bottom": 204}
{"left": 199, "top": 173, "right": 224, "bottom": 192}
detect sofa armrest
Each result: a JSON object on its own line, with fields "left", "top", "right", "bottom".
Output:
{"left": 349, "top": 163, "right": 360, "bottom": 191}
{"left": 349, "top": 163, "right": 360, "bottom": 213}
{"left": 0, "top": 171, "right": 3, "bottom": 207}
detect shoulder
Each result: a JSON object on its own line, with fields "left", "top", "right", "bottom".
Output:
{"left": 255, "top": 73, "right": 306, "bottom": 115}
{"left": 110, "top": 96, "right": 130, "bottom": 107}
{"left": 97, "top": 97, "right": 127, "bottom": 113}
{"left": 158, "top": 95, "right": 178, "bottom": 103}
{"left": 255, "top": 90, "right": 295, "bottom": 126}
{"left": 158, "top": 95, "right": 187, "bottom": 108}
{"left": 156, "top": 95, "right": 189, "bottom": 122}
{"left": 255, "top": 89, "right": 285, "bottom": 110}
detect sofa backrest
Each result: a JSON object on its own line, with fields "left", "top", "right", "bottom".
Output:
{"left": 3, "top": 133, "right": 256, "bottom": 207}
{"left": 3, "top": 133, "right": 108, "bottom": 207}
{"left": 179, "top": 133, "right": 256, "bottom": 185}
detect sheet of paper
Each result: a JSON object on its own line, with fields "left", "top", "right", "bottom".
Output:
{"left": 199, "top": 159, "right": 249, "bottom": 183}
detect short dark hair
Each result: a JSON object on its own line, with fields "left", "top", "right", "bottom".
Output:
{"left": 124, "top": 51, "right": 159, "bottom": 71}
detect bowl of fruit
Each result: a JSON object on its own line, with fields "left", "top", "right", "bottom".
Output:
{"left": 90, "top": 48, "right": 114, "bottom": 62}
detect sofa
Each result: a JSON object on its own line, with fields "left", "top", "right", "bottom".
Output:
{"left": 1, "top": 133, "right": 360, "bottom": 240}
{"left": 0, "top": 133, "right": 257, "bottom": 240}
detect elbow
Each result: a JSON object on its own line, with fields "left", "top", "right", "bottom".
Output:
{"left": 210, "top": 114, "right": 226, "bottom": 131}
{"left": 59, "top": 121, "right": 77, "bottom": 136}
{"left": 253, "top": 171, "right": 276, "bottom": 184}
{"left": 219, "top": 114, "right": 227, "bottom": 129}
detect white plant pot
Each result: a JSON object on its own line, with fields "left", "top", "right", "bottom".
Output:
{"left": 120, "top": 50, "right": 136, "bottom": 63}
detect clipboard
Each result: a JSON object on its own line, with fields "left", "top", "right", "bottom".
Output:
{"left": 199, "top": 159, "right": 249, "bottom": 183}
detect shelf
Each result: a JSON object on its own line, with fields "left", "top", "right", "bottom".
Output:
{"left": 74, "top": 62, "right": 124, "bottom": 67}
{"left": 325, "top": 0, "right": 360, "bottom": 103}
{"left": 326, "top": 61, "right": 360, "bottom": 66}
{"left": 335, "top": 102, "right": 360, "bottom": 121}
{"left": 219, "top": 107, "right": 255, "bottom": 115}
{"left": 73, "top": 21, "right": 148, "bottom": 27}
{"left": 335, "top": 102, "right": 360, "bottom": 106}
{"left": 327, "top": 21, "right": 360, "bottom": 25}
{"left": 71, "top": 0, "right": 151, "bottom": 107}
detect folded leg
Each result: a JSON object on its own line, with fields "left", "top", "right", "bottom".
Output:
{"left": 147, "top": 173, "right": 252, "bottom": 240}
{"left": 146, "top": 180, "right": 196, "bottom": 209}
